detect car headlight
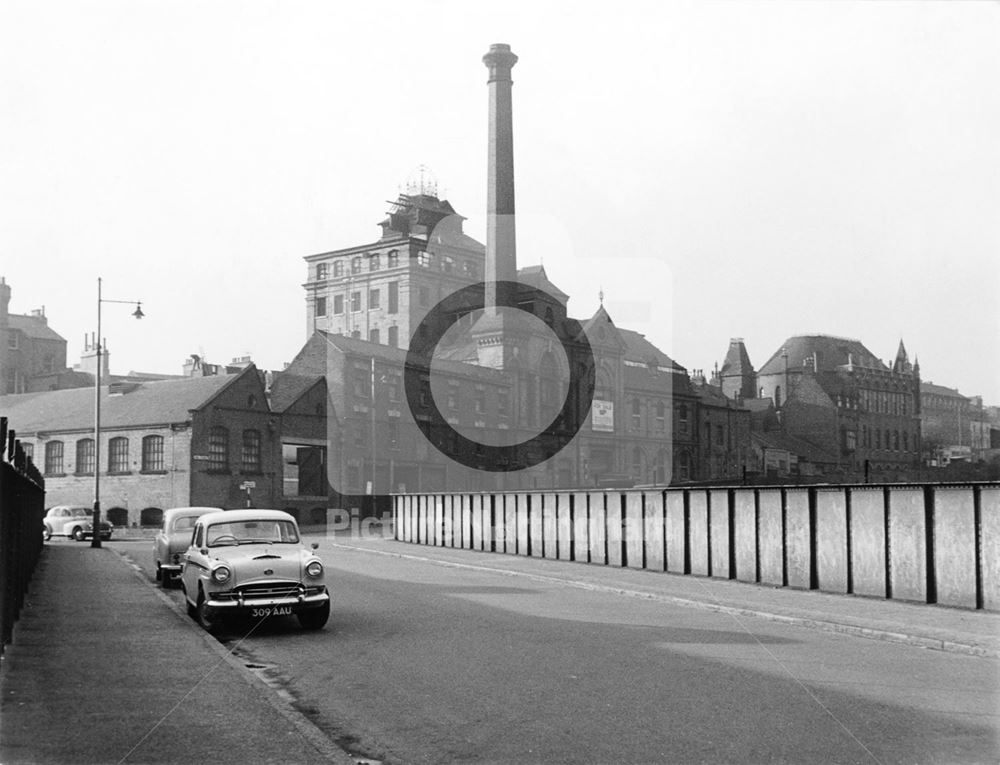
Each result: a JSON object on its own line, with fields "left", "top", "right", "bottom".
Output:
{"left": 212, "top": 566, "right": 231, "bottom": 584}
{"left": 306, "top": 560, "right": 323, "bottom": 578}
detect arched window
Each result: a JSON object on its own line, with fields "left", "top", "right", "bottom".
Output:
{"left": 774, "top": 385, "right": 782, "bottom": 408}
{"left": 107, "top": 507, "right": 128, "bottom": 527}
{"left": 44, "top": 440, "right": 64, "bottom": 475}
{"left": 387, "top": 250, "right": 399, "bottom": 268}
{"left": 108, "top": 437, "right": 129, "bottom": 474}
{"left": 76, "top": 438, "right": 95, "bottom": 475}
{"left": 242, "top": 429, "right": 262, "bottom": 473}
{"left": 140, "top": 507, "right": 164, "bottom": 528}
{"left": 208, "top": 426, "right": 228, "bottom": 471}
{"left": 142, "top": 435, "right": 165, "bottom": 472}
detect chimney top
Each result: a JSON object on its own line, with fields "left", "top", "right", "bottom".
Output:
{"left": 483, "top": 43, "right": 518, "bottom": 81}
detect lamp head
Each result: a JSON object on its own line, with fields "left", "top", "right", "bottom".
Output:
{"left": 133, "top": 302, "right": 144, "bottom": 319}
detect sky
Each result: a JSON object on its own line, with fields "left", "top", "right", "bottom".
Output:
{"left": 2, "top": 1, "right": 998, "bottom": 402}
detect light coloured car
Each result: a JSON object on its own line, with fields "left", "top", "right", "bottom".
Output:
{"left": 180, "top": 509, "right": 329, "bottom": 633}
{"left": 153, "top": 507, "right": 221, "bottom": 587}
{"left": 42, "top": 505, "right": 113, "bottom": 542}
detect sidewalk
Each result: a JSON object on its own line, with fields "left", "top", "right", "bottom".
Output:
{"left": 333, "top": 536, "right": 1000, "bottom": 658}
{"left": 0, "top": 543, "right": 354, "bottom": 765}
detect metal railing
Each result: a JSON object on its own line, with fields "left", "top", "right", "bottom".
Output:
{"left": 0, "top": 416, "right": 45, "bottom": 654}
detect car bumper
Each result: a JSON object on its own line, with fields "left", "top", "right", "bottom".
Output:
{"left": 160, "top": 563, "right": 183, "bottom": 576}
{"left": 206, "top": 589, "right": 329, "bottom": 611}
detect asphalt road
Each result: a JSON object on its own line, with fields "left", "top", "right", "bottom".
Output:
{"left": 117, "top": 537, "right": 1000, "bottom": 765}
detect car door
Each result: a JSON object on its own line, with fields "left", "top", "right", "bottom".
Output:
{"left": 180, "top": 522, "right": 205, "bottom": 600}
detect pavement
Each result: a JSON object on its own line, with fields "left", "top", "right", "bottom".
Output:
{"left": 1, "top": 534, "right": 998, "bottom": 765}
{"left": 0, "top": 541, "right": 356, "bottom": 765}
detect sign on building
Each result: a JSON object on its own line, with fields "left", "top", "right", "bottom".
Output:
{"left": 592, "top": 399, "right": 614, "bottom": 432}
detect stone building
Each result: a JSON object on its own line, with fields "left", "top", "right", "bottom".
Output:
{"left": 920, "top": 381, "right": 989, "bottom": 465}
{"left": 0, "top": 366, "right": 275, "bottom": 526}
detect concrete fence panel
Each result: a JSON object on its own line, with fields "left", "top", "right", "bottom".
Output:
{"left": 606, "top": 492, "right": 624, "bottom": 567}
{"left": 529, "top": 494, "right": 544, "bottom": 558}
{"left": 625, "top": 492, "right": 644, "bottom": 570}
{"left": 889, "top": 488, "right": 927, "bottom": 603}
{"left": 460, "top": 495, "right": 472, "bottom": 549}
{"left": 644, "top": 491, "right": 666, "bottom": 572}
{"left": 471, "top": 495, "right": 484, "bottom": 550}
{"left": 665, "top": 491, "right": 686, "bottom": 574}
{"left": 516, "top": 493, "right": 531, "bottom": 556}
{"left": 758, "top": 490, "right": 784, "bottom": 586}
{"left": 542, "top": 493, "right": 558, "bottom": 559}
{"left": 785, "top": 490, "right": 811, "bottom": 589}
{"left": 416, "top": 495, "right": 425, "bottom": 544}
{"left": 816, "top": 489, "right": 849, "bottom": 594}
{"left": 558, "top": 494, "right": 574, "bottom": 561}
{"left": 733, "top": 489, "right": 757, "bottom": 582}
{"left": 443, "top": 495, "right": 455, "bottom": 548}
{"left": 709, "top": 490, "right": 731, "bottom": 579}
{"left": 588, "top": 492, "right": 607, "bottom": 565}
{"left": 933, "top": 487, "right": 976, "bottom": 609}
{"left": 982, "top": 487, "right": 1000, "bottom": 611}
{"left": 501, "top": 494, "right": 515, "bottom": 554}
{"left": 688, "top": 491, "right": 710, "bottom": 576}
{"left": 573, "top": 493, "right": 590, "bottom": 563}
{"left": 849, "top": 488, "right": 887, "bottom": 598}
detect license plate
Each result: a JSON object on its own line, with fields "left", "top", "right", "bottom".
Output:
{"left": 250, "top": 606, "right": 292, "bottom": 618}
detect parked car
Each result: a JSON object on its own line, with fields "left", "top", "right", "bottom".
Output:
{"left": 42, "top": 505, "right": 113, "bottom": 542}
{"left": 180, "top": 509, "right": 329, "bottom": 633}
{"left": 154, "top": 507, "right": 221, "bottom": 587}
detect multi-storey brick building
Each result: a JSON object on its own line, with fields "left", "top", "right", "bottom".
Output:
{"left": 920, "top": 381, "right": 989, "bottom": 465}
{"left": 0, "top": 277, "right": 70, "bottom": 395}
{"left": 713, "top": 335, "right": 922, "bottom": 480}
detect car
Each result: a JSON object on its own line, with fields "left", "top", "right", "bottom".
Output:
{"left": 42, "top": 505, "right": 113, "bottom": 542}
{"left": 154, "top": 507, "right": 221, "bottom": 587}
{"left": 180, "top": 509, "right": 330, "bottom": 633}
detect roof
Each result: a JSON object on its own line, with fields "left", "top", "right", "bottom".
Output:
{"left": 752, "top": 430, "right": 839, "bottom": 464}
{"left": 921, "top": 381, "right": 969, "bottom": 399}
{"left": 758, "top": 335, "right": 885, "bottom": 376}
{"left": 268, "top": 372, "right": 325, "bottom": 413}
{"left": 163, "top": 507, "right": 222, "bottom": 522}
{"left": 516, "top": 265, "right": 569, "bottom": 301}
{"left": 618, "top": 328, "right": 684, "bottom": 373}
{"left": 7, "top": 314, "right": 66, "bottom": 343}
{"left": 199, "top": 509, "right": 295, "bottom": 525}
{"left": 720, "top": 339, "right": 753, "bottom": 377}
{"left": 0, "top": 372, "right": 244, "bottom": 435}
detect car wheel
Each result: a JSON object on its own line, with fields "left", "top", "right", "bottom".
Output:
{"left": 42, "top": 526, "right": 51, "bottom": 542}
{"left": 72, "top": 527, "right": 85, "bottom": 542}
{"left": 197, "top": 592, "right": 222, "bottom": 634}
{"left": 297, "top": 601, "right": 330, "bottom": 631}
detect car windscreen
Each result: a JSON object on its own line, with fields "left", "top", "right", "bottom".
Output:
{"left": 205, "top": 520, "right": 300, "bottom": 547}
{"left": 170, "top": 516, "right": 201, "bottom": 533}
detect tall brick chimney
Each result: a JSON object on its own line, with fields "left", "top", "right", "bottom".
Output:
{"left": 0, "top": 277, "right": 11, "bottom": 395}
{"left": 482, "top": 43, "right": 518, "bottom": 311}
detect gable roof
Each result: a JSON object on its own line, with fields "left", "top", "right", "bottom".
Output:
{"left": 758, "top": 335, "right": 885, "bottom": 376}
{"left": 618, "top": 328, "right": 684, "bottom": 373}
{"left": 517, "top": 265, "right": 569, "bottom": 301}
{"left": 268, "top": 372, "right": 325, "bottom": 413}
{"left": 0, "top": 371, "right": 246, "bottom": 435}
{"left": 7, "top": 314, "right": 66, "bottom": 343}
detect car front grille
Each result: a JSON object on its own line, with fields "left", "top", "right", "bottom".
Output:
{"left": 211, "top": 582, "right": 325, "bottom": 602}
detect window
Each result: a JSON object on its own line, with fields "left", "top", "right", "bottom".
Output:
{"left": 109, "top": 437, "right": 129, "bottom": 474}
{"left": 387, "top": 250, "right": 399, "bottom": 268}
{"left": 315, "top": 297, "right": 327, "bottom": 317}
{"left": 44, "top": 440, "right": 64, "bottom": 475}
{"left": 351, "top": 257, "right": 362, "bottom": 274}
{"left": 242, "top": 429, "right": 261, "bottom": 473}
{"left": 22, "top": 443, "right": 33, "bottom": 461}
{"left": 142, "top": 435, "right": 165, "bottom": 472}
{"left": 903, "top": 431, "right": 910, "bottom": 451}
{"left": 440, "top": 255, "right": 454, "bottom": 273}
{"left": 388, "top": 376, "right": 400, "bottom": 402}
{"left": 369, "top": 328, "right": 380, "bottom": 344}
{"left": 632, "top": 447, "right": 643, "bottom": 477}
{"left": 893, "top": 430, "right": 900, "bottom": 451}
{"left": 716, "top": 424, "right": 725, "bottom": 445}
{"left": 369, "top": 289, "right": 380, "bottom": 310}
{"left": 388, "top": 281, "right": 399, "bottom": 314}
{"left": 544, "top": 307, "right": 554, "bottom": 326}
{"left": 351, "top": 291, "right": 361, "bottom": 312}
{"left": 631, "top": 399, "right": 641, "bottom": 431}
{"left": 351, "top": 330, "right": 361, "bottom": 339}
{"left": 333, "top": 295, "right": 344, "bottom": 315}
{"left": 388, "top": 422, "right": 399, "bottom": 450}
{"left": 677, "top": 404, "right": 689, "bottom": 434}
{"left": 8, "top": 332, "right": 18, "bottom": 350}
{"left": 76, "top": 438, "right": 95, "bottom": 475}
{"left": 475, "top": 389, "right": 486, "bottom": 414}
{"left": 316, "top": 263, "right": 328, "bottom": 280}
{"left": 388, "top": 325, "right": 399, "bottom": 348}
{"left": 333, "top": 261, "right": 344, "bottom": 277}
{"left": 419, "top": 286, "right": 430, "bottom": 307}
{"left": 498, "top": 389, "right": 510, "bottom": 416}
{"left": 463, "top": 260, "right": 479, "bottom": 279}
{"left": 418, "top": 251, "right": 431, "bottom": 268}
{"left": 369, "top": 254, "right": 381, "bottom": 271}
{"left": 353, "top": 371, "right": 369, "bottom": 398}
{"left": 655, "top": 401, "right": 666, "bottom": 431}
{"left": 885, "top": 430, "right": 891, "bottom": 451}
{"left": 208, "top": 426, "right": 229, "bottom": 471}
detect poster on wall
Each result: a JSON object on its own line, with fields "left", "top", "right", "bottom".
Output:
{"left": 592, "top": 399, "right": 614, "bottom": 432}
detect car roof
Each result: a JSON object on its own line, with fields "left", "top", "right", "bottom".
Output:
{"left": 198, "top": 509, "right": 296, "bottom": 525}
{"left": 47, "top": 505, "right": 90, "bottom": 513}
{"left": 163, "top": 506, "right": 222, "bottom": 521}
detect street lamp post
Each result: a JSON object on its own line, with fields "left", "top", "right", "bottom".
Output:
{"left": 92, "top": 277, "right": 144, "bottom": 549}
